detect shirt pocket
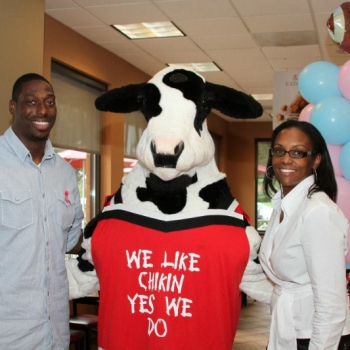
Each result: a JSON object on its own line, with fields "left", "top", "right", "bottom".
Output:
{"left": 0, "top": 190, "right": 34, "bottom": 229}
{"left": 54, "top": 190, "right": 75, "bottom": 229}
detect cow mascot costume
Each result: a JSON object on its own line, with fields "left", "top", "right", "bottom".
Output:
{"left": 67, "top": 67, "right": 272, "bottom": 350}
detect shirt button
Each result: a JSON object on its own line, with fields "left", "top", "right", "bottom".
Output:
{"left": 15, "top": 198, "right": 19, "bottom": 201}
{"left": 42, "top": 194, "right": 45, "bottom": 198}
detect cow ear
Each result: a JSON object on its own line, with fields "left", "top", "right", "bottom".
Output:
{"left": 95, "top": 83, "right": 146, "bottom": 113}
{"left": 205, "top": 82, "right": 263, "bottom": 119}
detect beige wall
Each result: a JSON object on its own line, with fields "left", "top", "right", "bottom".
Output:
{"left": 207, "top": 113, "right": 230, "bottom": 175}
{"left": 44, "top": 15, "right": 150, "bottom": 207}
{"left": 208, "top": 114, "right": 273, "bottom": 223}
{"left": 0, "top": 0, "right": 45, "bottom": 133}
{"left": 227, "top": 122, "right": 272, "bottom": 222}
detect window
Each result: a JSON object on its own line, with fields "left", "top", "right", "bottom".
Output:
{"left": 55, "top": 148, "right": 99, "bottom": 228}
{"left": 51, "top": 62, "right": 106, "bottom": 225}
{"left": 255, "top": 139, "right": 273, "bottom": 232}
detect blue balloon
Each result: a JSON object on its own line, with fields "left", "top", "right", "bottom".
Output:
{"left": 299, "top": 61, "right": 342, "bottom": 104}
{"left": 311, "top": 96, "right": 350, "bottom": 145}
{"left": 340, "top": 141, "right": 350, "bottom": 181}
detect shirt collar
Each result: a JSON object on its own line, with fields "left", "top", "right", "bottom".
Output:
{"left": 4, "top": 127, "right": 55, "bottom": 163}
{"left": 272, "top": 175, "right": 314, "bottom": 217}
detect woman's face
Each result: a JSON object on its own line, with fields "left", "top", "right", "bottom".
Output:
{"left": 272, "top": 127, "right": 321, "bottom": 197}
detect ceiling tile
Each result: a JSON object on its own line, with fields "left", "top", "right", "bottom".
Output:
{"left": 75, "top": 0, "right": 149, "bottom": 6}
{"left": 156, "top": 0, "right": 238, "bottom": 21}
{"left": 248, "top": 86, "right": 275, "bottom": 95}
{"left": 310, "top": 0, "right": 345, "bottom": 14}
{"left": 325, "top": 56, "right": 350, "bottom": 66}
{"left": 97, "top": 40, "right": 145, "bottom": 55}
{"left": 232, "top": 0, "right": 310, "bottom": 16}
{"left": 200, "top": 71, "right": 241, "bottom": 90}
{"left": 133, "top": 37, "right": 200, "bottom": 54}
{"left": 322, "top": 48, "right": 350, "bottom": 65}
{"left": 74, "top": 25, "right": 126, "bottom": 42}
{"left": 322, "top": 43, "right": 350, "bottom": 57}
{"left": 262, "top": 45, "right": 321, "bottom": 59}
{"left": 192, "top": 34, "right": 257, "bottom": 50}
{"left": 116, "top": 53, "right": 166, "bottom": 74}
{"left": 229, "top": 69, "right": 274, "bottom": 88}
{"left": 269, "top": 57, "right": 322, "bottom": 70}
{"left": 208, "top": 48, "right": 266, "bottom": 62}
{"left": 245, "top": 13, "right": 314, "bottom": 33}
{"left": 218, "top": 59, "right": 272, "bottom": 73}
{"left": 45, "top": 8, "right": 103, "bottom": 27}
{"left": 85, "top": 3, "right": 168, "bottom": 24}
{"left": 254, "top": 30, "right": 317, "bottom": 47}
{"left": 176, "top": 17, "right": 248, "bottom": 37}
{"left": 152, "top": 50, "right": 212, "bottom": 64}
{"left": 45, "top": 0, "right": 79, "bottom": 9}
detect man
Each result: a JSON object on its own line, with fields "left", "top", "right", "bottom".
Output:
{"left": 0, "top": 73, "right": 84, "bottom": 349}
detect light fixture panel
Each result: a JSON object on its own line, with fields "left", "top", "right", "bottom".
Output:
{"left": 112, "top": 21, "right": 185, "bottom": 39}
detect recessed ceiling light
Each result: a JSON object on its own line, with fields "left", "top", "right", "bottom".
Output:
{"left": 252, "top": 94, "right": 273, "bottom": 100}
{"left": 168, "top": 62, "right": 221, "bottom": 72}
{"left": 112, "top": 21, "right": 185, "bottom": 39}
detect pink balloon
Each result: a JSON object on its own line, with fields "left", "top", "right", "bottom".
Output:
{"left": 328, "top": 144, "right": 343, "bottom": 177}
{"left": 347, "top": 226, "right": 350, "bottom": 264}
{"left": 338, "top": 60, "right": 350, "bottom": 101}
{"left": 299, "top": 103, "right": 314, "bottom": 122}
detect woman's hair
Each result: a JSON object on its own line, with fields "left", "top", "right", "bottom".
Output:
{"left": 11, "top": 73, "right": 53, "bottom": 101}
{"left": 263, "top": 120, "right": 337, "bottom": 201}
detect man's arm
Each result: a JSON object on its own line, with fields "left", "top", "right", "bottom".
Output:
{"left": 67, "top": 231, "right": 83, "bottom": 254}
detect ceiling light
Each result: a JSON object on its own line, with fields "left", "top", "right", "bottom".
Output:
{"left": 167, "top": 62, "right": 221, "bottom": 72}
{"left": 252, "top": 94, "right": 273, "bottom": 100}
{"left": 112, "top": 22, "right": 185, "bottom": 39}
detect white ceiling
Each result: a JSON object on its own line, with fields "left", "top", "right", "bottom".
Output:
{"left": 45, "top": 0, "right": 350, "bottom": 122}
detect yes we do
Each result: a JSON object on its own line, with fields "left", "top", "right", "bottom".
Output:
{"left": 126, "top": 249, "right": 200, "bottom": 337}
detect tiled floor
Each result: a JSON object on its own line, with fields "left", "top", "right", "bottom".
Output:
{"left": 72, "top": 296, "right": 270, "bottom": 350}
{"left": 233, "top": 296, "right": 271, "bottom": 349}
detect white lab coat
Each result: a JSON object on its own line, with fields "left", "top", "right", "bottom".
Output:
{"left": 259, "top": 176, "right": 350, "bottom": 349}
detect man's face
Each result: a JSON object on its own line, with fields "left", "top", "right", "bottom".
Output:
{"left": 9, "top": 79, "right": 57, "bottom": 145}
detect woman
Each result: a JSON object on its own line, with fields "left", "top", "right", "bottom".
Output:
{"left": 259, "top": 120, "right": 350, "bottom": 349}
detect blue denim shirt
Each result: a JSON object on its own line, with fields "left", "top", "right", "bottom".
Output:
{"left": 0, "top": 127, "right": 84, "bottom": 350}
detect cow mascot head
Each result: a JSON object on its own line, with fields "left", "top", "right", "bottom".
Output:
{"left": 66, "top": 67, "right": 272, "bottom": 350}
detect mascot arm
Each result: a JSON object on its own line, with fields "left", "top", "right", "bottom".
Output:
{"left": 65, "top": 216, "right": 100, "bottom": 300}
{"left": 239, "top": 226, "right": 273, "bottom": 304}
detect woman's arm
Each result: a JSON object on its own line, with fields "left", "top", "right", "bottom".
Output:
{"left": 302, "top": 202, "right": 348, "bottom": 349}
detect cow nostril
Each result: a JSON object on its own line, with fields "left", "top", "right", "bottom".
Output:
{"left": 150, "top": 139, "right": 185, "bottom": 169}
{"left": 174, "top": 141, "right": 184, "bottom": 155}
{"left": 151, "top": 140, "right": 157, "bottom": 154}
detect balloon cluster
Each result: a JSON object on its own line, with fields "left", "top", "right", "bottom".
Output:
{"left": 298, "top": 60, "right": 350, "bottom": 262}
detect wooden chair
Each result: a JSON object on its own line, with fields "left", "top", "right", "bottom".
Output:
{"left": 69, "top": 329, "right": 85, "bottom": 350}
{"left": 69, "top": 314, "right": 98, "bottom": 350}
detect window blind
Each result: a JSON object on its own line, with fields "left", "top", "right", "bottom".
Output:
{"left": 50, "top": 62, "right": 105, "bottom": 154}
